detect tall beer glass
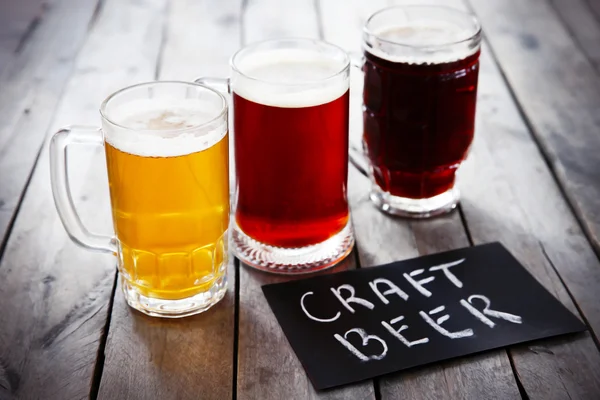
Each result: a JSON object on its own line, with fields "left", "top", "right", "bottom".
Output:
{"left": 50, "top": 82, "right": 229, "bottom": 318}
{"left": 357, "top": 6, "right": 481, "bottom": 217}
{"left": 198, "top": 39, "right": 354, "bottom": 274}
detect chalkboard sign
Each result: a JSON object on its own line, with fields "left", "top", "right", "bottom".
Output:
{"left": 262, "top": 242, "right": 585, "bottom": 390}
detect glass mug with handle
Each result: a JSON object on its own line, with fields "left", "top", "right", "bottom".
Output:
{"left": 50, "top": 81, "right": 230, "bottom": 318}
{"left": 198, "top": 38, "right": 354, "bottom": 274}
{"left": 352, "top": 6, "right": 482, "bottom": 218}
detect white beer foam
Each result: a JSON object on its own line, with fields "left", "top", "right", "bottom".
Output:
{"left": 232, "top": 49, "right": 348, "bottom": 108}
{"left": 104, "top": 98, "right": 226, "bottom": 158}
{"left": 366, "top": 21, "right": 479, "bottom": 65}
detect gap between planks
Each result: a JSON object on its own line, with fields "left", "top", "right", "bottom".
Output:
{"left": 0, "top": 0, "right": 104, "bottom": 263}
{"left": 465, "top": 0, "right": 600, "bottom": 266}
{"left": 90, "top": 267, "right": 119, "bottom": 400}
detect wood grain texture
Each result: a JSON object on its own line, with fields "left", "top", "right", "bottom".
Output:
{"left": 96, "top": 1, "right": 240, "bottom": 399}
{"left": 461, "top": 32, "right": 600, "bottom": 346}
{"left": 351, "top": 0, "right": 600, "bottom": 397}
{"left": 237, "top": 256, "right": 375, "bottom": 399}
{"left": 467, "top": 0, "right": 600, "bottom": 256}
{"left": 548, "top": 0, "right": 600, "bottom": 72}
{"left": 235, "top": 1, "right": 374, "bottom": 398}
{"left": 446, "top": 0, "right": 600, "bottom": 397}
{"left": 585, "top": 0, "right": 600, "bottom": 21}
{"left": 98, "top": 263, "right": 236, "bottom": 400}
{"left": 242, "top": 0, "right": 321, "bottom": 43}
{"left": 0, "top": 0, "right": 598, "bottom": 399}
{"left": 0, "top": 0, "right": 45, "bottom": 73}
{"left": 0, "top": 0, "right": 100, "bottom": 252}
{"left": 0, "top": 0, "right": 167, "bottom": 398}
{"left": 347, "top": 168, "right": 521, "bottom": 400}
{"left": 411, "top": 0, "right": 600, "bottom": 350}
{"left": 321, "top": 1, "right": 522, "bottom": 399}
{"left": 460, "top": 42, "right": 600, "bottom": 400}
{"left": 159, "top": 0, "right": 241, "bottom": 80}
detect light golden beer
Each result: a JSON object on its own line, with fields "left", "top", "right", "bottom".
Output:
{"left": 105, "top": 110, "right": 229, "bottom": 301}
{"left": 50, "top": 81, "right": 229, "bottom": 317}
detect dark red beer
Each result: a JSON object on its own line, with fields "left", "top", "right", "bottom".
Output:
{"left": 363, "top": 49, "right": 480, "bottom": 199}
{"left": 233, "top": 91, "right": 350, "bottom": 248}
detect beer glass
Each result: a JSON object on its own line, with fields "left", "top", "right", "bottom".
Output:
{"left": 197, "top": 38, "right": 354, "bottom": 274}
{"left": 50, "top": 81, "right": 230, "bottom": 318}
{"left": 354, "top": 6, "right": 481, "bottom": 218}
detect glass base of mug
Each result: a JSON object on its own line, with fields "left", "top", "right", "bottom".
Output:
{"left": 370, "top": 185, "right": 460, "bottom": 218}
{"left": 232, "top": 220, "right": 355, "bottom": 274}
{"left": 121, "top": 274, "right": 227, "bottom": 318}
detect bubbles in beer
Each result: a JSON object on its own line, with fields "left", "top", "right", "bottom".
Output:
{"left": 104, "top": 98, "right": 227, "bottom": 158}
{"left": 232, "top": 49, "right": 348, "bottom": 108}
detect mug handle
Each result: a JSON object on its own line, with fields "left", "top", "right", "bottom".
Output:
{"left": 348, "top": 52, "right": 370, "bottom": 176}
{"left": 193, "top": 76, "right": 236, "bottom": 202}
{"left": 49, "top": 126, "right": 117, "bottom": 253}
{"left": 194, "top": 77, "right": 230, "bottom": 93}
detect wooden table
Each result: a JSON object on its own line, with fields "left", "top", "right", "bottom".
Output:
{"left": 1, "top": 0, "right": 600, "bottom": 398}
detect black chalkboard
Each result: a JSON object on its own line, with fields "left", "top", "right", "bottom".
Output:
{"left": 262, "top": 242, "right": 585, "bottom": 390}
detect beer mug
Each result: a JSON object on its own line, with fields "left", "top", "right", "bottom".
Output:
{"left": 197, "top": 39, "right": 354, "bottom": 274}
{"left": 50, "top": 82, "right": 230, "bottom": 318}
{"left": 352, "top": 6, "right": 481, "bottom": 218}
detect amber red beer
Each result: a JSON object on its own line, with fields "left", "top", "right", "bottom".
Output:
{"left": 361, "top": 6, "right": 482, "bottom": 217}
{"left": 233, "top": 91, "right": 349, "bottom": 248}
{"left": 226, "top": 39, "right": 354, "bottom": 273}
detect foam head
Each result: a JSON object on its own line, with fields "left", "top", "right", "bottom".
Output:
{"left": 102, "top": 97, "right": 227, "bottom": 158}
{"left": 364, "top": 6, "right": 480, "bottom": 65}
{"left": 231, "top": 43, "right": 349, "bottom": 108}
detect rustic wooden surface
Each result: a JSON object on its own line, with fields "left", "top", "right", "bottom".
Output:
{"left": 1, "top": 0, "right": 600, "bottom": 399}
{"left": 0, "top": 0, "right": 45, "bottom": 74}
{"left": 548, "top": 0, "right": 600, "bottom": 72}
{"left": 0, "top": 0, "right": 99, "bottom": 254}
{"left": 469, "top": 0, "right": 600, "bottom": 255}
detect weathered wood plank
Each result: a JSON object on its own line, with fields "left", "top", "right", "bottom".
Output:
{"left": 0, "top": 0, "right": 166, "bottom": 398}
{"left": 585, "top": 0, "right": 600, "bottom": 21}
{"left": 461, "top": 41, "right": 600, "bottom": 400}
{"left": 328, "top": 0, "right": 600, "bottom": 397}
{"left": 347, "top": 168, "right": 522, "bottom": 400}
{"left": 548, "top": 0, "right": 600, "bottom": 72}
{"left": 461, "top": 35, "right": 600, "bottom": 345}
{"left": 380, "top": 0, "right": 600, "bottom": 358}
{"left": 98, "top": 265, "right": 235, "bottom": 400}
{"left": 320, "top": 1, "right": 522, "bottom": 398}
{"left": 242, "top": 0, "right": 321, "bottom": 43}
{"left": 235, "top": 1, "right": 374, "bottom": 398}
{"left": 96, "top": 1, "right": 240, "bottom": 399}
{"left": 349, "top": 0, "right": 600, "bottom": 396}
{"left": 448, "top": 0, "right": 600, "bottom": 397}
{"left": 0, "top": 0, "right": 100, "bottom": 254}
{"left": 158, "top": 0, "right": 241, "bottom": 80}
{"left": 0, "top": 0, "right": 45, "bottom": 73}
{"left": 238, "top": 255, "right": 375, "bottom": 399}
{"left": 467, "top": 0, "right": 600, "bottom": 256}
